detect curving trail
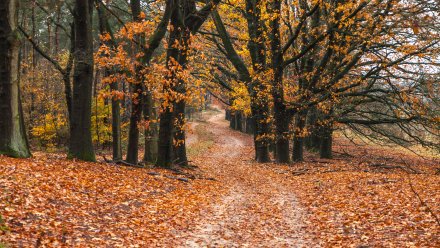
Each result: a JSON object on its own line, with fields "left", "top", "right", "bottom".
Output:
{"left": 177, "top": 106, "right": 315, "bottom": 247}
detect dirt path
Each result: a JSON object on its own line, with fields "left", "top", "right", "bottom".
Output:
{"left": 177, "top": 106, "right": 315, "bottom": 247}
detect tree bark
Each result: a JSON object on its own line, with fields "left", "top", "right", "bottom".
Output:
{"left": 320, "top": 117, "right": 333, "bottom": 159}
{"left": 157, "top": 1, "right": 180, "bottom": 168}
{"left": 230, "top": 111, "right": 237, "bottom": 129}
{"left": 68, "top": 0, "right": 95, "bottom": 161}
{"left": 125, "top": 0, "right": 144, "bottom": 165}
{"left": 305, "top": 106, "right": 321, "bottom": 151}
{"left": 292, "top": 110, "right": 307, "bottom": 162}
{"left": 246, "top": 0, "right": 270, "bottom": 163}
{"left": 268, "top": 0, "right": 290, "bottom": 163}
{"left": 143, "top": 92, "right": 158, "bottom": 163}
{"left": 0, "top": 0, "right": 31, "bottom": 158}
{"left": 236, "top": 111, "right": 243, "bottom": 132}
{"left": 157, "top": 0, "right": 219, "bottom": 167}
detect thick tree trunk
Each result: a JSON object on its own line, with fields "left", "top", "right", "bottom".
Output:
{"left": 305, "top": 106, "right": 321, "bottom": 152}
{"left": 172, "top": 23, "right": 191, "bottom": 166}
{"left": 0, "top": 0, "right": 31, "bottom": 158}
{"left": 269, "top": 0, "right": 290, "bottom": 163}
{"left": 320, "top": 123, "right": 333, "bottom": 159}
{"left": 245, "top": 0, "right": 270, "bottom": 163}
{"left": 252, "top": 104, "right": 270, "bottom": 163}
{"left": 68, "top": 0, "right": 95, "bottom": 161}
{"left": 125, "top": 0, "right": 144, "bottom": 165}
{"left": 274, "top": 109, "right": 290, "bottom": 163}
{"left": 143, "top": 92, "right": 158, "bottom": 163}
{"left": 292, "top": 110, "right": 307, "bottom": 162}
{"left": 157, "top": 2, "right": 180, "bottom": 168}
{"left": 125, "top": 83, "right": 143, "bottom": 164}
{"left": 157, "top": 107, "right": 174, "bottom": 167}
{"left": 225, "top": 109, "right": 230, "bottom": 120}
{"left": 236, "top": 111, "right": 243, "bottom": 132}
{"left": 246, "top": 116, "right": 254, "bottom": 134}
{"left": 157, "top": 0, "right": 218, "bottom": 167}
{"left": 173, "top": 100, "right": 188, "bottom": 166}
{"left": 230, "top": 112, "right": 237, "bottom": 129}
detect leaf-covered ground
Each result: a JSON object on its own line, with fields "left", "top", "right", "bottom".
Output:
{"left": 1, "top": 106, "right": 439, "bottom": 247}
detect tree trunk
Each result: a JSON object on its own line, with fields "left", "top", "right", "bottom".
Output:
{"left": 157, "top": 0, "right": 218, "bottom": 167}
{"left": 252, "top": 104, "right": 270, "bottom": 163}
{"left": 236, "top": 111, "right": 243, "bottom": 132}
{"left": 125, "top": 83, "right": 143, "bottom": 164}
{"left": 245, "top": 0, "right": 270, "bottom": 163}
{"left": 110, "top": 81, "right": 122, "bottom": 161}
{"left": 230, "top": 111, "right": 237, "bottom": 129}
{"left": 172, "top": 20, "right": 191, "bottom": 166}
{"left": 320, "top": 123, "right": 333, "bottom": 159}
{"left": 125, "top": 0, "right": 145, "bottom": 165}
{"left": 143, "top": 92, "right": 158, "bottom": 163}
{"left": 173, "top": 99, "right": 188, "bottom": 166}
{"left": 68, "top": 0, "right": 95, "bottom": 161}
{"left": 0, "top": 0, "right": 31, "bottom": 158}
{"left": 246, "top": 115, "right": 254, "bottom": 134}
{"left": 157, "top": 2, "right": 180, "bottom": 168}
{"left": 292, "top": 110, "right": 307, "bottom": 162}
{"left": 225, "top": 108, "right": 230, "bottom": 120}
{"left": 95, "top": 0, "right": 122, "bottom": 161}
{"left": 305, "top": 106, "right": 321, "bottom": 152}
{"left": 268, "top": 0, "right": 290, "bottom": 163}
{"left": 274, "top": 109, "right": 290, "bottom": 163}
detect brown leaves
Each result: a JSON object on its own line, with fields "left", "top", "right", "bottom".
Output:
{"left": 283, "top": 140, "right": 440, "bottom": 247}
{"left": 0, "top": 152, "right": 221, "bottom": 246}
{"left": 1, "top": 107, "right": 439, "bottom": 246}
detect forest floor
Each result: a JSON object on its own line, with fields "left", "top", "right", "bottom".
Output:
{"left": 1, "top": 105, "right": 439, "bottom": 247}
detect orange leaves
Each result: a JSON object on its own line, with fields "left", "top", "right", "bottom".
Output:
{"left": 1, "top": 108, "right": 439, "bottom": 246}
{"left": 0, "top": 151, "right": 222, "bottom": 246}
{"left": 99, "top": 32, "right": 112, "bottom": 42}
{"left": 117, "top": 19, "right": 155, "bottom": 41}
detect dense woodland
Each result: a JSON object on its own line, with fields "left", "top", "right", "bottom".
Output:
{"left": 0, "top": 0, "right": 439, "bottom": 246}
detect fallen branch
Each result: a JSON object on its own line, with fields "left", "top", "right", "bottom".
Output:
{"left": 333, "top": 150, "right": 354, "bottom": 157}
{"left": 102, "top": 155, "right": 144, "bottom": 168}
{"left": 116, "top": 160, "right": 144, "bottom": 168}
{"left": 292, "top": 168, "right": 308, "bottom": 176}
{"left": 368, "top": 163, "right": 403, "bottom": 170}
{"left": 164, "top": 175, "right": 190, "bottom": 182}
{"left": 321, "top": 169, "right": 351, "bottom": 174}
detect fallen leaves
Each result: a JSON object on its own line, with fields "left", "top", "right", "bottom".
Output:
{"left": 1, "top": 108, "right": 439, "bottom": 247}
{"left": 281, "top": 141, "right": 440, "bottom": 247}
{"left": 0, "top": 152, "right": 223, "bottom": 246}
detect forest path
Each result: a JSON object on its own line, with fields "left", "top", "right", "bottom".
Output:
{"left": 176, "top": 105, "right": 315, "bottom": 247}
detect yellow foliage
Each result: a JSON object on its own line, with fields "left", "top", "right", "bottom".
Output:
{"left": 31, "top": 113, "right": 67, "bottom": 148}
{"left": 91, "top": 98, "right": 112, "bottom": 145}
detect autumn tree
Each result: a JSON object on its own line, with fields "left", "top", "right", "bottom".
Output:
{"left": 95, "top": 0, "right": 122, "bottom": 161}
{"left": 68, "top": 0, "right": 96, "bottom": 161}
{"left": 156, "top": 0, "right": 221, "bottom": 167}
{"left": 204, "top": 0, "right": 440, "bottom": 163}
{"left": 0, "top": 0, "right": 31, "bottom": 158}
